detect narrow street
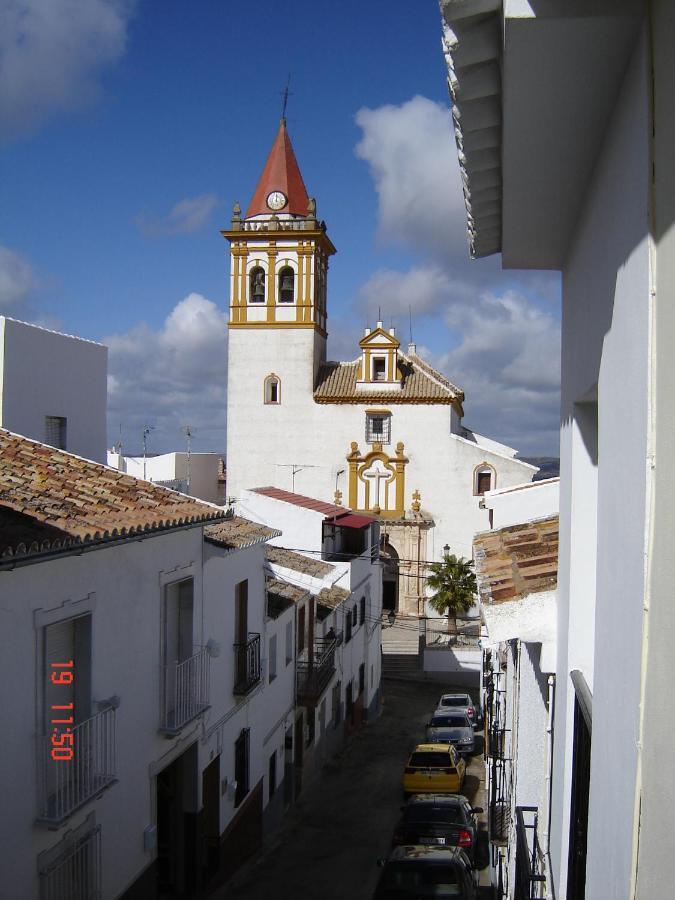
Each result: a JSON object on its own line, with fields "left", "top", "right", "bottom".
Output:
{"left": 212, "top": 677, "right": 491, "bottom": 900}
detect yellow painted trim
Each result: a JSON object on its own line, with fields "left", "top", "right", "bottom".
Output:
{"left": 358, "top": 327, "right": 401, "bottom": 350}
{"left": 365, "top": 409, "right": 392, "bottom": 415}
{"left": 296, "top": 251, "right": 304, "bottom": 322}
{"left": 228, "top": 322, "right": 328, "bottom": 336}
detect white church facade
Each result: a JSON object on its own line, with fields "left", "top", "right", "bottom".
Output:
{"left": 224, "top": 118, "right": 536, "bottom": 615}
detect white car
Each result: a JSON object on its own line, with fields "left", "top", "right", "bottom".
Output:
{"left": 435, "top": 693, "right": 482, "bottom": 729}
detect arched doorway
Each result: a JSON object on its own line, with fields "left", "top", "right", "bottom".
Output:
{"left": 380, "top": 536, "right": 399, "bottom": 613}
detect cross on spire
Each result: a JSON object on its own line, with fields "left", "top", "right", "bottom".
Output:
{"left": 280, "top": 74, "right": 293, "bottom": 122}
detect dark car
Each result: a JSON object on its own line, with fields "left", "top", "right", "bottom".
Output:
{"left": 425, "top": 712, "right": 475, "bottom": 755}
{"left": 392, "top": 794, "right": 483, "bottom": 863}
{"left": 436, "top": 693, "right": 482, "bottom": 729}
{"left": 373, "top": 845, "right": 478, "bottom": 899}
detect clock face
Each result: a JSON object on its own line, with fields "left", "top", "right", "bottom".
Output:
{"left": 266, "top": 190, "right": 287, "bottom": 211}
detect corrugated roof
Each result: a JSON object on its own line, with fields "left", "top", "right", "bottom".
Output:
{"left": 473, "top": 515, "right": 559, "bottom": 604}
{"left": 204, "top": 516, "right": 281, "bottom": 551}
{"left": 313, "top": 351, "right": 463, "bottom": 405}
{"left": 0, "top": 429, "right": 225, "bottom": 562}
{"left": 266, "top": 545, "right": 334, "bottom": 578}
{"left": 252, "top": 486, "right": 345, "bottom": 517}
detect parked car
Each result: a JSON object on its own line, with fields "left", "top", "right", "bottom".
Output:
{"left": 392, "top": 794, "right": 483, "bottom": 863}
{"left": 403, "top": 743, "right": 466, "bottom": 798}
{"left": 373, "top": 845, "right": 478, "bottom": 899}
{"left": 436, "top": 692, "right": 482, "bottom": 728}
{"left": 425, "top": 711, "right": 475, "bottom": 755}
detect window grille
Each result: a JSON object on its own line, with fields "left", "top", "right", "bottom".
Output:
{"left": 365, "top": 414, "right": 391, "bottom": 444}
{"left": 38, "top": 815, "right": 101, "bottom": 900}
{"left": 45, "top": 416, "right": 67, "bottom": 450}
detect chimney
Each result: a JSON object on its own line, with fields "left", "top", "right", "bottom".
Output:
{"left": 389, "top": 327, "right": 395, "bottom": 336}
{"left": 364, "top": 327, "right": 371, "bottom": 336}
{"left": 408, "top": 342, "right": 417, "bottom": 355}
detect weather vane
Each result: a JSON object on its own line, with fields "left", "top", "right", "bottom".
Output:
{"left": 280, "top": 73, "right": 293, "bottom": 121}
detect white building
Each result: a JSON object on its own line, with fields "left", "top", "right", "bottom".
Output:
{"left": 223, "top": 118, "right": 536, "bottom": 616}
{"left": 0, "top": 316, "right": 107, "bottom": 463}
{"left": 442, "top": 2, "right": 675, "bottom": 897}
{"left": 0, "top": 429, "right": 304, "bottom": 899}
{"left": 108, "top": 449, "right": 223, "bottom": 505}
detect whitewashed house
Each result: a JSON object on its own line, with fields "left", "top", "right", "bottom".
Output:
{"left": 0, "top": 430, "right": 298, "bottom": 899}
{"left": 108, "top": 449, "right": 223, "bottom": 505}
{"left": 0, "top": 316, "right": 107, "bottom": 463}
{"left": 442, "top": 2, "right": 675, "bottom": 897}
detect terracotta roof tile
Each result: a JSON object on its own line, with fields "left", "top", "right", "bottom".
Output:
{"left": 252, "top": 486, "right": 345, "bottom": 517}
{"left": 265, "top": 545, "right": 334, "bottom": 578}
{"left": 0, "top": 429, "right": 225, "bottom": 561}
{"left": 245, "top": 119, "right": 310, "bottom": 218}
{"left": 266, "top": 576, "right": 308, "bottom": 606}
{"left": 316, "top": 584, "right": 350, "bottom": 609}
{"left": 313, "top": 352, "right": 463, "bottom": 404}
{"left": 473, "top": 515, "right": 559, "bottom": 605}
{"left": 204, "top": 516, "right": 280, "bottom": 551}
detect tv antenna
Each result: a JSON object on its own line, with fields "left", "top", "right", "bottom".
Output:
{"left": 277, "top": 462, "right": 319, "bottom": 493}
{"left": 181, "top": 425, "right": 194, "bottom": 495}
{"left": 142, "top": 425, "right": 155, "bottom": 480}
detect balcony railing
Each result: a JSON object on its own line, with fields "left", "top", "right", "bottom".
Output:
{"left": 160, "top": 646, "right": 210, "bottom": 735}
{"left": 514, "top": 806, "right": 547, "bottom": 900}
{"left": 297, "top": 639, "right": 337, "bottom": 706}
{"left": 233, "top": 633, "right": 261, "bottom": 695}
{"left": 37, "top": 705, "right": 117, "bottom": 826}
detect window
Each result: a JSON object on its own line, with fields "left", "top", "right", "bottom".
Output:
{"left": 474, "top": 464, "right": 496, "bottom": 496}
{"left": 269, "top": 750, "right": 277, "bottom": 798}
{"left": 234, "top": 728, "right": 250, "bottom": 807}
{"left": 332, "top": 680, "right": 342, "bottom": 727}
{"left": 249, "top": 266, "right": 266, "bottom": 303}
{"left": 268, "top": 635, "right": 277, "bottom": 683}
{"left": 352, "top": 605, "right": 358, "bottom": 628}
{"left": 285, "top": 620, "right": 293, "bottom": 665}
{"left": 372, "top": 357, "right": 387, "bottom": 381}
{"left": 298, "top": 607, "right": 306, "bottom": 654}
{"left": 45, "top": 416, "right": 67, "bottom": 450}
{"left": 365, "top": 413, "right": 391, "bottom": 444}
{"left": 359, "top": 596, "right": 366, "bottom": 625}
{"left": 278, "top": 266, "right": 295, "bottom": 303}
{"left": 346, "top": 681, "right": 354, "bottom": 724}
{"left": 359, "top": 663, "right": 365, "bottom": 696}
{"left": 345, "top": 611, "right": 352, "bottom": 644}
{"left": 264, "top": 374, "right": 281, "bottom": 404}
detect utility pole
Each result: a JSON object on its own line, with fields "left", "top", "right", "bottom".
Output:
{"left": 142, "top": 425, "right": 154, "bottom": 481}
{"left": 181, "top": 425, "right": 194, "bottom": 495}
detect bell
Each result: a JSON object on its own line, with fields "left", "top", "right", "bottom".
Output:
{"left": 280, "top": 273, "right": 294, "bottom": 293}
{"left": 252, "top": 277, "right": 265, "bottom": 300}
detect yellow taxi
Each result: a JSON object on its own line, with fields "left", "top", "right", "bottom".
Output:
{"left": 403, "top": 743, "right": 466, "bottom": 798}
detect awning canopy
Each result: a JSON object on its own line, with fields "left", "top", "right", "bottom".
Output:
{"left": 324, "top": 513, "right": 375, "bottom": 530}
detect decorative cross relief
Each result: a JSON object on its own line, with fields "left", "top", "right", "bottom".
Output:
{"left": 361, "top": 458, "right": 394, "bottom": 512}
{"left": 347, "top": 440, "right": 408, "bottom": 518}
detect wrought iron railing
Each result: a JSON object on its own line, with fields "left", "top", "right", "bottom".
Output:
{"left": 233, "top": 633, "right": 261, "bottom": 695}
{"left": 514, "top": 806, "right": 547, "bottom": 900}
{"left": 160, "top": 646, "right": 210, "bottom": 734}
{"left": 37, "top": 706, "right": 116, "bottom": 826}
{"left": 38, "top": 821, "right": 101, "bottom": 899}
{"left": 297, "top": 639, "right": 337, "bottom": 705}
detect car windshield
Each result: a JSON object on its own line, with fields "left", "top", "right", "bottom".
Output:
{"left": 430, "top": 716, "right": 469, "bottom": 728}
{"left": 441, "top": 697, "right": 469, "bottom": 706}
{"left": 382, "top": 862, "right": 461, "bottom": 892}
{"left": 410, "top": 752, "right": 451, "bottom": 768}
{"left": 403, "top": 806, "right": 464, "bottom": 824}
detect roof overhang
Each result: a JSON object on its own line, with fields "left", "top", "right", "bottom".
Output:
{"left": 440, "top": 0, "right": 646, "bottom": 268}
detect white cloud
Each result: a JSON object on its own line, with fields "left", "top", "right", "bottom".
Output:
{"left": 0, "top": 0, "right": 134, "bottom": 143}
{"left": 105, "top": 293, "right": 228, "bottom": 453}
{"left": 358, "top": 264, "right": 455, "bottom": 317}
{"left": 0, "top": 245, "right": 38, "bottom": 311}
{"left": 136, "top": 194, "right": 220, "bottom": 237}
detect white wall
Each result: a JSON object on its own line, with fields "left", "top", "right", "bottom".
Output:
{"left": 550, "top": 29, "right": 651, "bottom": 899}
{"left": 110, "top": 451, "right": 222, "bottom": 504}
{"left": 483, "top": 478, "right": 559, "bottom": 530}
{"left": 0, "top": 317, "right": 107, "bottom": 463}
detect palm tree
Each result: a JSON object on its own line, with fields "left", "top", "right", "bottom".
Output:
{"left": 426, "top": 553, "right": 477, "bottom": 634}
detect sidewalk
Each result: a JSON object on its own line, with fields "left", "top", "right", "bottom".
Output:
{"left": 210, "top": 677, "right": 491, "bottom": 900}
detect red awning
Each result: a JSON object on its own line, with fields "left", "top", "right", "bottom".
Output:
{"left": 324, "top": 513, "right": 375, "bottom": 530}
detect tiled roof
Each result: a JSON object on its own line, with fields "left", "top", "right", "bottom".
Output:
{"left": 317, "top": 584, "right": 350, "bottom": 609}
{"left": 313, "top": 351, "right": 464, "bottom": 405}
{"left": 266, "top": 545, "right": 334, "bottom": 578}
{"left": 473, "top": 516, "right": 559, "bottom": 605}
{"left": 252, "top": 486, "right": 345, "bottom": 517}
{"left": 266, "top": 576, "right": 309, "bottom": 619}
{"left": 204, "top": 516, "right": 281, "bottom": 551}
{"left": 245, "top": 119, "right": 310, "bottom": 218}
{"left": 0, "top": 429, "right": 225, "bottom": 562}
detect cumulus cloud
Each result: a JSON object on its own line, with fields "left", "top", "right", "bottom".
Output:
{"left": 105, "top": 293, "right": 228, "bottom": 454}
{"left": 0, "top": 0, "right": 134, "bottom": 143}
{"left": 0, "top": 245, "right": 38, "bottom": 312}
{"left": 136, "top": 194, "right": 220, "bottom": 237}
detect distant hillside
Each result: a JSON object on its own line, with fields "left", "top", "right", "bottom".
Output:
{"left": 519, "top": 457, "right": 560, "bottom": 481}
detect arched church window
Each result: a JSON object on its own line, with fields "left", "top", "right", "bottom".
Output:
{"left": 249, "top": 266, "right": 266, "bottom": 303}
{"left": 264, "top": 374, "right": 281, "bottom": 404}
{"left": 278, "top": 266, "right": 295, "bottom": 303}
{"left": 474, "top": 463, "right": 496, "bottom": 496}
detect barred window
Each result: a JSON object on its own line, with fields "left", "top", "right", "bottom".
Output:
{"left": 45, "top": 416, "right": 67, "bottom": 450}
{"left": 365, "top": 413, "right": 390, "bottom": 444}
{"left": 234, "top": 728, "right": 250, "bottom": 807}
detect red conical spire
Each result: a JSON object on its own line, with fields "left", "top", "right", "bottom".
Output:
{"left": 245, "top": 118, "right": 311, "bottom": 218}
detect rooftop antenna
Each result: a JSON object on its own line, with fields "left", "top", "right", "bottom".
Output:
{"left": 378, "top": 305, "right": 381, "bottom": 322}
{"left": 276, "top": 462, "right": 319, "bottom": 492}
{"left": 181, "top": 425, "right": 194, "bottom": 495}
{"left": 280, "top": 73, "right": 292, "bottom": 122}
{"left": 142, "top": 425, "right": 155, "bottom": 480}
{"left": 409, "top": 304, "right": 413, "bottom": 343}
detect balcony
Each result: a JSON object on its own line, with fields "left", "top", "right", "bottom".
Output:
{"left": 160, "top": 646, "right": 210, "bottom": 735}
{"left": 233, "top": 633, "right": 261, "bottom": 695}
{"left": 514, "top": 806, "right": 547, "bottom": 900}
{"left": 297, "top": 639, "right": 337, "bottom": 707}
{"left": 37, "top": 705, "right": 117, "bottom": 827}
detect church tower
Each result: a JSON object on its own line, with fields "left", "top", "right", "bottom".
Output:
{"left": 223, "top": 119, "right": 336, "bottom": 500}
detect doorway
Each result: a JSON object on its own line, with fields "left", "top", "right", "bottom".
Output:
{"left": 156, "top": 744, "right": 199, "bottom": 898}
{"left": 201, "top": 755, "right": 220, "bottom": 884}
{"left": 567, "top": 696, "right": 592, "bottom": 898}
{"left": 380, "top": 536, "right": 399, "bottom": 612}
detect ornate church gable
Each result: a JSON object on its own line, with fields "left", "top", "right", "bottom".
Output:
{"left": 347, "top": 441, "right": 408, "bottom": 518}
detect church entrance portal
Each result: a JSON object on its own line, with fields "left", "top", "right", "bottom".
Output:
{"left": 380, "top": 537, "right": 399, "bottom": 613}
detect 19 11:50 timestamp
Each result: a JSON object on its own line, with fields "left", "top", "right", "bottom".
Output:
{"left": 50, "top": 660, "right": 75, "bottom": 762}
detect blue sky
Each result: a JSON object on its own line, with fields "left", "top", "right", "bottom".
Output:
{"left": 1, "top": 0, "right": 561, "bottom": 456}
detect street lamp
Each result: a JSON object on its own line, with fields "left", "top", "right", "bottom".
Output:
{"left": 443, "top": 543, "right": 450, "bottom": 558}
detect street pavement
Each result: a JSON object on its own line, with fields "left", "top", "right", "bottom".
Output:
{"left": 211, "top": 677, "right": 492, "bottom": 900}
